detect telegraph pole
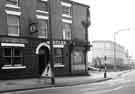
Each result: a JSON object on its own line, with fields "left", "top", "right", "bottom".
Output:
{"left": 48, "top": 0, "right": 55, "bottom": 85}
{"left": 114, "top": 28, "right": 131, "bottom": 71}
{"left": 113, "top": 33, "right": 116, "bottom": 71}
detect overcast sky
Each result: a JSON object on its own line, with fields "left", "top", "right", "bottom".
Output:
{"left": 73, "top": 0, "right": 135, "bottom": 58}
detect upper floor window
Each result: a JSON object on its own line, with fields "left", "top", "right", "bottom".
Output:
{"left": 61, "top": 1, "right": 72, "bottom": 17}
{"left": 62, "top": 6, "right": 71, "bottom": 16}
{"left": 7, "top": 0, "right": 19, "bottom": 6}
{"left": 37, "top": 0, "right": 48, "bottom": 12}
{"left": 62, "top": 23, "right": 71, "bottom": 40}
{"left": 7, "top": 14, "right": 20, "bottom": 36}
{"left": 38, "top": 19, "right": 48, "bottom": 39}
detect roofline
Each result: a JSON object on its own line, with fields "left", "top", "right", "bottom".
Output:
{"left": 62, "top": 0, "right": 90, "bottom": 8}
{"left": 92, "top": 40, "right": 125, "bottom": 49}
{"left": 92, "top": 40, "right": 114, "bottom": 43}
{"left": 71, "top": 1, "right": 90, "bottom": 8}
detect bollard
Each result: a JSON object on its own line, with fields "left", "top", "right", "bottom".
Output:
{"left": 104, "top": 64, "right": 107, "bottom": 78}
{"left": 104, "top": 71, "right": 107, "bottom": 78}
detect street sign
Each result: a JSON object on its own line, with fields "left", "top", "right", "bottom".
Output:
{"left": 42, "top": 64, "right": 52, "bottom": 78}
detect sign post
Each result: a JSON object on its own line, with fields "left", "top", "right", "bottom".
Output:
{"left": 104, "top": 56, "right": 107, "bottom": 78}
{"left": 42, "top": 64, "right": 52, "bottom": 77}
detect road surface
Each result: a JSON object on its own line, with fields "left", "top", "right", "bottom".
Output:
{"left": 2, "top": 70, "right": 135, "bottom": 94}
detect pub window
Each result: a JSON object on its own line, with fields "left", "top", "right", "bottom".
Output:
{"left": 54, "top": 48, "right": 64, "bottom": 65}
{"left": 7, "top": 0, "right": 19, "bottom": 6}
{"left": 7, "top": 14, "right": 20, "bottom": 36}
{"left": 3, "top": 47, "right": 23, "bottom": 66}
{"left": 63, "top": 23, "right": 71, "bottom": 40}
{"left": 38, "top": 19, "right": 48, "bottom": 39}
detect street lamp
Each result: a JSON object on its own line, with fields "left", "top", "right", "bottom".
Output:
{"left": 113, "top": 28, "right": 131, "bottom": 71}
{"left": 48, "top": 0, "right": 55, "bottom": 85}
{"left": 104, "top": 56, "right": 107, "bottom": 78}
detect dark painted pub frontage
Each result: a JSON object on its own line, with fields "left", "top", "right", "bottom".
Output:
{"left": 0, "top": 0, "right": 91, "bottom": 79}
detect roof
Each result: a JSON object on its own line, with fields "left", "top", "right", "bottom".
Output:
{"left": 92, "top": 40, "right": 125, "bottom": 49}
{"left": 62, "top": 0, "right": 90, "bottom": 8}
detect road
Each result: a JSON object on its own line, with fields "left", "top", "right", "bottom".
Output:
{"left": 2, "top": 70, "right": 135, "bottom": 94}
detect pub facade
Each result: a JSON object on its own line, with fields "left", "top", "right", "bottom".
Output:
{"left": 0, "top": 0, "right": 91, "bottom": 79}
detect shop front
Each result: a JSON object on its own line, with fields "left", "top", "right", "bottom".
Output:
{"left": 71, "top": 47, "right": 86, "bottom": 74}
{"left": 69, "top": 41, "right": 90, "bottom": 75}
{"left": 0, "top": 37, "right": 90, "bottom": 79}
{"left": 0, "top": 37, "right": 32, "bottom": 79}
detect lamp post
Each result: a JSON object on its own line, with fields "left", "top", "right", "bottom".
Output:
{"left": 104, "top": 56, "right": 107, "bottom": 78}
{"left": 113, "top": 28, "right": 131, "bottom": 71}
{"left": 48, "top": 0, "right": 55, "bottom": 85}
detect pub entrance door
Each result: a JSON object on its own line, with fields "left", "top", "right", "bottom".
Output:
{"left": 38, "top": 46, "right": 49, "bottom": 75}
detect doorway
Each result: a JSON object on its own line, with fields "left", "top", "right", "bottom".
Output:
{"left": 38, "top": 46, "right": 49, "bottom": 75}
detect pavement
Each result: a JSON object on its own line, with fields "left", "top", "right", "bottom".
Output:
{"left": 0, "top": 70, "right": 129, "bottom": 93}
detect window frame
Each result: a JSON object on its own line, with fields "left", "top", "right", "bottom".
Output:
{"left": 6, "top": 0, "right": 19, "bottom": 8}
{"left": 54, "top": 48, "right": 64, "bottom": 67}
{"left": 61, "top": 1, "right": 72, "bottom": 18}
{"left": 37, "top": 0, "right": 48, "bottom": 13}
{"left": 3, "top": 47, "right": 24, "bottom": 66}
{"left": 62, "top": 22, "right": 72, "bottom": 40}
{"left": 36, "top": 15, "right": 49, "bottom": 39}
{"left": 7, "top": 14, "right": 20, "bottom": 36}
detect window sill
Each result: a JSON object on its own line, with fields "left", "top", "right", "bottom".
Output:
{"left": 54, "top": 64, "right": 64, "bottom": 68}
{"left": 2, "top": 65, "right": 26, "bottom": 69}
{"left": 41, "top": 0, "right": 48, "bottom": 2}
{"left": 8, "top": 34, "right": 19, "bottom": 36}
{"left": 62, "top": 14, "right": 72, "bottom": 18}
{"left": 5, "top": 4, "right": 20, "bottom": 9}
{"left": 62, "top": 19, "right": 72, "bottom": 24}
{"left": 36, "top": 15, "right": 48, "bottom": 20}
{"left": 36, "top": 10, "right": 48, "bottom": 14}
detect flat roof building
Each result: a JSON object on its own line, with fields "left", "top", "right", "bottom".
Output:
{"left": 91, "top": 40, "right": 128, "bottom": 69}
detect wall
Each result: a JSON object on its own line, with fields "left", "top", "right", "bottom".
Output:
{"left": 72, "top": 3, "right": 87, "bottom": 41}
{"left": 0, "top": 0, "right": 8, "bottom": 35}
{"left": 91, "top": 41, "right": 127, "bottom": 65}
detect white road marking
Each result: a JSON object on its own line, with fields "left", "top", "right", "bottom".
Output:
{"left": 83, "top": 86, "right": 123, "bottom": 94}
{"left": 79, "top": 78, "right": 130, "bottom": 92}
{"left": 82, "top": 78, "right": 132, "bottom": 94}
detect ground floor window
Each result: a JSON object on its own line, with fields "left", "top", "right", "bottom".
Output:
{"left": 54, "top": 48, "right": 64, "bottom": 66}
{"left": 2, "top": 47, "right": 23, "bottom": 66}
{"left": 71, "top": 49, "right": 85, "bottom": 72}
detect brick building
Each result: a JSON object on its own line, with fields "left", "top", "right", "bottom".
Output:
{"left": 0, "top": 0, "right": 91, "bottom": 79}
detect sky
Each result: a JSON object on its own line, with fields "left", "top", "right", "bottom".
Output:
{"left": 73, "top": 0, "right": 135, "bottom": 59}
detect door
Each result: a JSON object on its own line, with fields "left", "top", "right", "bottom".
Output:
{"left": 38, "top": 46, "right": 49, "bottom": 75}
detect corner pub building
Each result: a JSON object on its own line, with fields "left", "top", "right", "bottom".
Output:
{"left": 0, "top": 0, "right": 91, "bottom": 79}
